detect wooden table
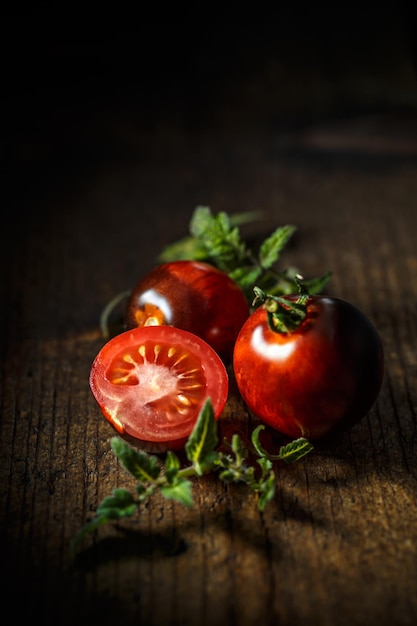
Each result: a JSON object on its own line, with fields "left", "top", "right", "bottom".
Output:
{"left": 2, "top": 11, "right": 417, "bottom": 626}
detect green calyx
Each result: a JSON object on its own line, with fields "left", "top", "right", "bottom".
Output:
{"left": 252, "top": 277, "right": 309, "bottom": 334}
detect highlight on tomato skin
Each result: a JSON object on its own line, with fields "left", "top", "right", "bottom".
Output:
{"left": 89, "top": 325, "right": 229, "bottom": 453}
{"left": 233, "top": 295, "right": 384, "bottom": 441}
{"left": 124, "top": 260, "right": 250, "bottom": 365}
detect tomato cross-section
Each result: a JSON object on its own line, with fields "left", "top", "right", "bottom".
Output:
{"left": 90, "top": 325, "right": 229, "bottom": 452}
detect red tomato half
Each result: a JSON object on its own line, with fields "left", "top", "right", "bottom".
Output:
{"left": 90, "top": 325, "right": 229, "bottom": 452}
{"left": 124, "top": 260, "right": 249, "bottom": 364}
{"left": 233, "top": 296, "right": 384, "bottom": 441}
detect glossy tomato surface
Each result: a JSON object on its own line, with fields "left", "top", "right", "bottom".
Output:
{"left": 233, "top": 296, "right": 384, "bottom": 440}
{"left": 124, "top": 260, "right": 249, "bottom": 364}
{"left": 90, "top": 325, "right": 229, "bottom": 452}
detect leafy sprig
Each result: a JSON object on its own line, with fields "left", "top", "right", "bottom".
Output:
{"left": 71, "top": 400, "right": 313, "bottom": 555}
{"left": 100, "top": 206, "right": 330, "bottom": 338}
{"left": 158, "top": 206, "right": 331, "bottom": 301}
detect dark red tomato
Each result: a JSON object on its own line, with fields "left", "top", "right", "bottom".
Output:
{"left": 90, "top": 325, "right": 229, "bottom": 452}
{"left": 124, "top": 260, "right": 249, "bottom": 364}
{"left": 233, "top": 296, "right": 384, "bottom": 441}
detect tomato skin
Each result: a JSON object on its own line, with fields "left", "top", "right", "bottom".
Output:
{"left": 124, "top": 260, "right": 249, "bottom": 364}
{"left": 90, "top": 325, "right": 229, "bottom": 452}
{"left": 233, "top": 296, "right": 384, "bottom": 440}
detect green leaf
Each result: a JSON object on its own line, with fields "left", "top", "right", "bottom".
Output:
{"left": 251, "top": 424, "right": 270, "bottom": 458}
{"left": 165, "top": 451, "right": 181, "bottom": 482}
{"left": 259, "top": 225, "right": 297, "bottom": 269}
{"left": 228, "top": 265, "right": 263, "bottom": 292}
{"left": 189, "top": 206, "right": 222, "bottom": 238}
{"left": 96, "top": 487, "right": 138, "bottom": 519}
{"left": 230, "top": 433, "right": 248, "bottom": 463}
{"left": 189, "top": 207, "right": 247, "bottom": 269}
{"left": 302, "top": 271, "right": 332, "bottom": 295}
{"left": 241, "top": 464, "right": 256, "bottom": 487}
{"left": 135, "top": 483, "right": 153, "bottom": 499}
{"left": 257, "top": 471, "right": 276, "bottom": 511}
{"left": 257, "top": 455, "right": 273, "bottom": 477}
{"left": 185, "top": 399, "right": 219, "bottom": 475}
{"left": 157, "top": 208, "right": 263, "bottom": 264}
{"left": 229, "top": 210, "right": 265, "bottom": 227}
{"left": 279, "top": 437, "right": 314, "bottom": 463}
{"left": 160, "top": 476, "right": 194, "bottom": 507}
{"left": 111, "top": 437, "right": 161, "bottom": 482}
{"left": 217, "top": 468, "right": 238, "bottom": 483}
{"left": 256, "top": 271, "right": 299, "bottom": 296}
{"left": 157, "top": 235, "right": 209, "bottom": 263}
{"left": 252, "top": 426, "right": 313, "bottom": 464}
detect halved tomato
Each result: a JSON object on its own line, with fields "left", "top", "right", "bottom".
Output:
{"left": 89, "top": 325, "right": 229, "bottom": 452}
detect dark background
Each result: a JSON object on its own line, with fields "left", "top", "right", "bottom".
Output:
{"left": 4, "top": 8, "right": 416, "bottom": 216}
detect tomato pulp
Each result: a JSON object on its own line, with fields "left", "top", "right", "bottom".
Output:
{"left": 90, "top": 325, "right": 229, "bottom": 452}
{"left": 124, "top": 260, "right": 249, "bottom": 364}
{"left": 233, "top": 296, "right": 384, "bottom": 440}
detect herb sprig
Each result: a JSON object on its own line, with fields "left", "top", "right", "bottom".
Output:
{"left": 100, "top": 206, "right": 330, "bottom": 338}
{"left": 71, "top": 400, "right": 313, "bottom": 555}
{"left": 158, "top": 206, "right": 331, "bottom": 301}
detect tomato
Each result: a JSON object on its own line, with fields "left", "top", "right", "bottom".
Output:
{"left": 233, "top": 295, "right": 384, "bottom": 441}
{"left": 124, "top": 260, "right": 249, "bottom": 364}
{"left": 90, "top": 325, "right": 229, "bottom": 452}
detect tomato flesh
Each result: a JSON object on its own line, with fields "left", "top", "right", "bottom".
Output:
{"left": 125, "top": 260, "right": 250, "bottom": 364}
{"left": 90, "top": 325, "right": 229, "bottom": 451}
{"left": 233, "top": 296, "right": 384, "bottom": 440}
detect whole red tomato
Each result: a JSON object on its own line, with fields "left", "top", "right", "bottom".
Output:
{"left": 233, "top": 295, "right": 384, "bottom": 440}
{"left": 90, "top": 325, "right": 229, "bottom": 452}
{"left": 125, "top": 260, "right": 249, "bottom": 364}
